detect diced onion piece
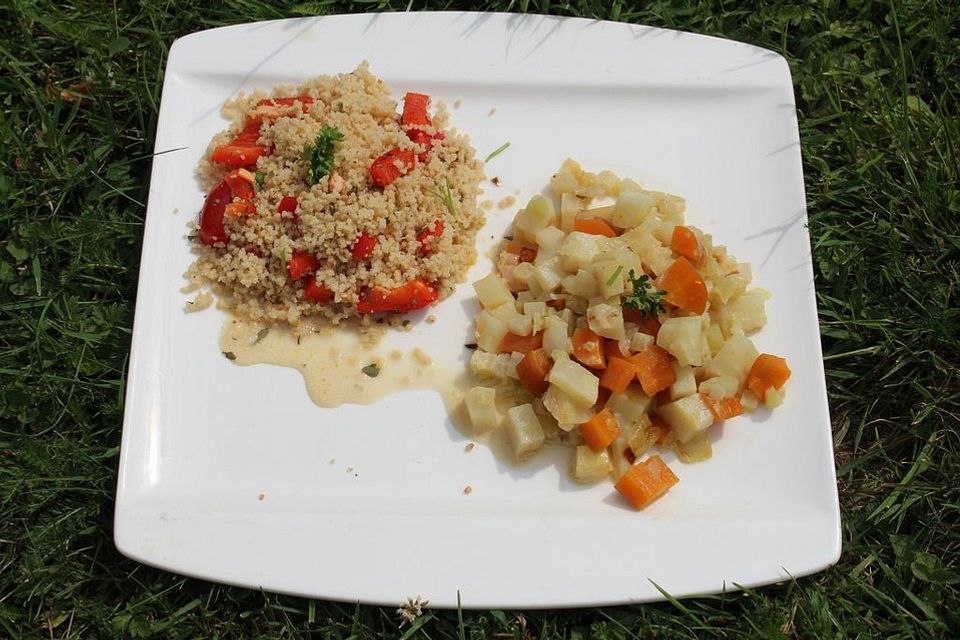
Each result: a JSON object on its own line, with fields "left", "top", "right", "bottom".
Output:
{"left": 562, "top": 269, "right": 597, "bottom": 299}
{"left": 740, "top": 389, "right": 760, "bottom": 411}
{"left": 724, "top": 288, "right": 771, "bottom": 334}
{"left": 675, "top": 431, "right": 713, "bottom": 463}
{"left": 560, "top": 192, "right": 580, "bottom": 233}
{"left": 630, "top": 331, "right": 656, "bottom": 353}
{"left": 550, "top": 170, "right": 578, "bottom": 195}
{"left": 465, "top": 386, "right": 499, "bottom": 433}
{"left": 656, "top": 393, "right": 714, "bottom": 443}
{"left": 764, "top": 386, "right": 784, "bottom": 409}
{"left": 593, "top": 260, "right": 625, "bottom": 298}
{"left": 470, "top": 350, "right": 506, "bottom": 380}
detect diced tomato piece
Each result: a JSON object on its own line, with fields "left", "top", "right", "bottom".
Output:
{"left": 402, "top": 92, "right": 431, "bottom": 126}
{"left": 223, "top": 171, "right": 255, "bottom": 200}
{"left": 287, "top": 251, "right": 318, "bottom": 280}
{"left": 357, "top": 280, "right": 438, "bottom": 314}
{"left": 351, "top": 232, "right": 378, "bottom": 261}
{"left": 277, "top": 196, "right": 298, "bottom": 215}
{"left": 304, "top": 274, "right": 334, "bottom": 303}
{"left": 369, "top": 148, "right": 416, "bottom": 187}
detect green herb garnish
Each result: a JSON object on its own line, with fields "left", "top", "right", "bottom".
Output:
{"left": 254, "top": 170, "right": 265, "bottom": 191}
{"left": 623, "top": 269, "right": 667, "bottom": 317}
{"left": 484, "top": 142, "right": 510, "bottom": 163}
{"left": 606, "top": 265, "right": 624, "bottom": 287}
{"left": 252, "top": 327, "right": 269, "bottom": 346}
{"left": 427, "top": 179, "right": 457, "bottom": 216}
{"left": 361, "top": 363, "right": 381, "bottom": 378}
{"left": 303, "top": 125, "right": 344, "bottom": 184}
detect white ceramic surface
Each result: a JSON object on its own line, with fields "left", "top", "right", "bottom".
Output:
{"left": 116, "top": 12, "right": 840, "bottom": 608}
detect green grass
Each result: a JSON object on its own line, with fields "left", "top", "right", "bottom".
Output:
{"left": 1, "top": 0, "right": 958, "bottom": 637}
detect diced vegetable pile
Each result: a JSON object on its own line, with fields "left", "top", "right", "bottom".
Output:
{"left": 467, "top": 160, "right": 792, "bottom": 510}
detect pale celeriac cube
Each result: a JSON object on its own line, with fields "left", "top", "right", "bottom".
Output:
{"left": 514, "top": 194, "right": 556, "bottom": 234}
{"left": 592, "top": 260, "right": 625, "bottom": 298}
{"left": 542, "top": 315, "right": 571, "bottom": 354}
{"left": 669, "top": 362, "right": 698, "bottom": 400}
{"left": 631, "top": 330, "right": 656, "bottom": 353}
{"left": 533, "top": 256, "right": 565, "bottom": 292}
{"left": 562, "top": 269, "right": 598, "bottom": 299}
{"left": 559, "top": 231, "right": 602, "bottom": 272}
{"left": 534, "top": 225, "right": 566, "bottom": 251}
{"left": 765, "top": 386, "right": 784, "bottom": 409}
{"left": 475, "top": 311, "right": 509, "bottom": 353}
{"left": 572, "top": 446, "right": 613, "bottom": 482}
{"left": 657, "top": 393, "right": 714, "bottom": 443}
{"left": 657, "top": 315, "right": 703, "bottom": 366}
{"left": 506, "top": 403, "right": 546, "bottom": 458}
{"left": 465, "top": 386, "right": 499, "bottom": 433}
{"left": 546, "top": 355, "right": 599, "bottom": 408}
{"left": 704, "top": 334, "right": 760, "bottom": 386}
{"left": 542, "top": 384, "right": 595, "bottom": 428}
{"left": 655, "top": 192, "right": 686, "bottom": 222}
{"left": 723, "top": 288, "right": 770, "bottom": 334}
{"left": 586, "top": 300, "right": 625, "bottom": 341}
{"left": 473, "top": 273, "right": 514, "bottom": 310}
{"left": 550, "top": 170, "right": 578, "bottom": 194}
{"left": 612, "top": 190, "right": 656, "bottom": 229}
{"left": 675, "top": 431, "right": 713, "bottom": 463}
{"left": 605, "top": 385, "right": 652, "bottom": 427}
{"left": 699, "top": 375, "right": 739, "bottom": 400}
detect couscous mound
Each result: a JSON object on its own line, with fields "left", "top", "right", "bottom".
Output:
{"left": 187, "top": 63, "right": 485, "bottom": 326}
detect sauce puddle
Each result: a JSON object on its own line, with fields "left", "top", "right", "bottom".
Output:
{"left": 219, "top": 316, "right": 519, "bottom": 460}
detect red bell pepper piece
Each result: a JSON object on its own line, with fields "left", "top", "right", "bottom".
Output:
{"left": 199, "top": 180, "right": 231, "bottom": 245}
{"left": 277, "top": 195, "right": 298, "bottom": 215}
{"left": 416, "top": 220, "right": 444, "bottom": 254}
{"left": 199, "top": 169, "right": 255, "bottom": 245}
{"left": 406, "top": 129, "right": 445, "bottom": 162}
{"left": 304, "top": 274, "right": 334, "bottom": 303}
{"left": 369, "top": 148, "right": 416, "bottom": 187}
{"left": 211, "top": 118, "right": 269, "bottom": 167}
{"left": 287, "top": 250, "right": 319, "bottom": 280}
{"left": 351, "top": 232, "right": 377, "bottom": 261}
{"left": 254, "top": 96, "right": 315, "bottom": 119}
{"left": 357, "top": 280, "right": 438, "bottom": 314}
{"left": 402, "top": 92, "right": 431, "bottom": 126}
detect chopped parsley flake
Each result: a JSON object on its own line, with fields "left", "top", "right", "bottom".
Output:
{"left": 623, "top": 269, "right": 667, "bottom": 317}
{"left": 303, "top": 125, "right": 344, "bottom": 184}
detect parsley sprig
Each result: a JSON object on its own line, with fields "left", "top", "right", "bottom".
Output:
{"left": 623, "top": 269, "right": 667, "bottom": 317}
{"left": 303, "top": 125, "right": 344, "bottom": 184}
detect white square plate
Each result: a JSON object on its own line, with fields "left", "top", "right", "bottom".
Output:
{"left": 116, "top": 12, "right": 840, "bottom": 608}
